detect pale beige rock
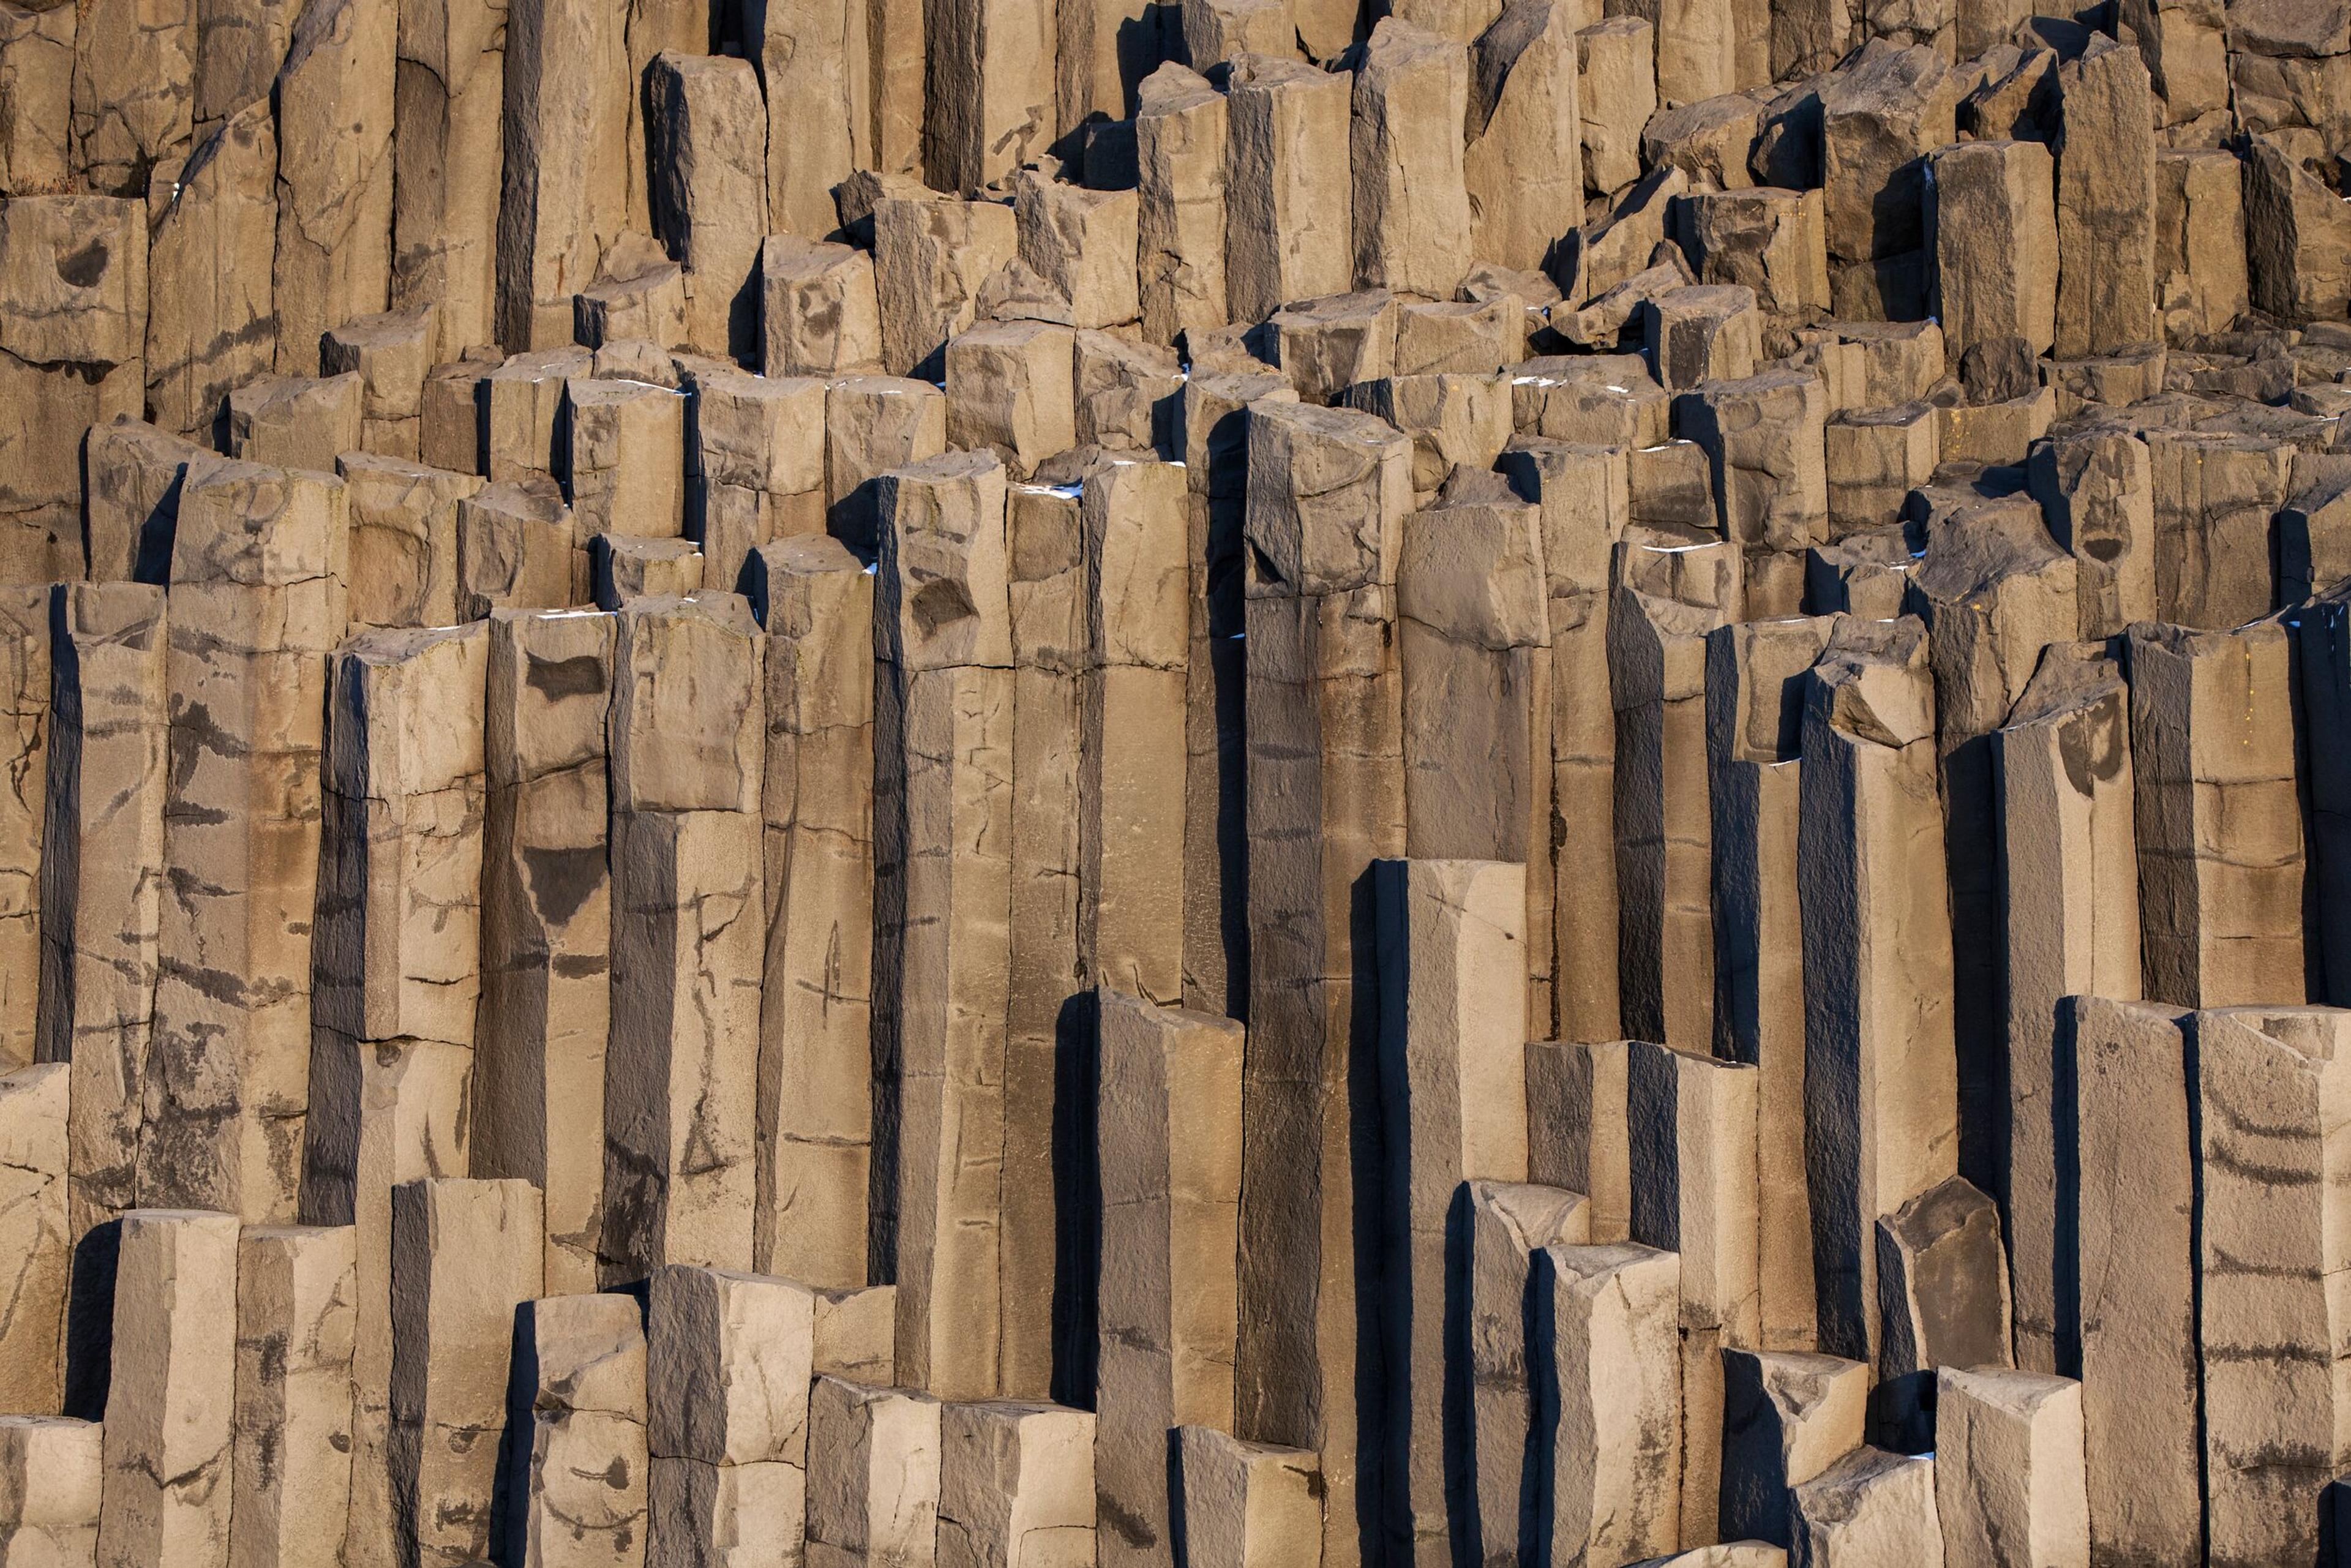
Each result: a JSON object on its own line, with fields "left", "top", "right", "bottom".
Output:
{"left": 506, "top": 1292, "right": 648, "bottom": 1568}
{"left": 1927, "top": 139, "right": 2057, "bottom": 366}
{"left": 271, "top": 0, "right": 394, "bottom": 376}
{"left": 1544, "top": 1242, "right": 1684, "bottom": 1566}
{"left": 1137, "top": 64, "right": 1230, "bottom": 347}
{"left": 1269, "top": 290, "right": 1401, "bottom": 405}
{"left": 1352, "top": 19, "right": 1473, "bottom": 299}
{"left": 604, "top": 599, "right": 763, "bottom": 1278}
{"left": 457, "top": 478, "right": 580, "bottom": 617}
{"left": 1396, "top": 480, "right": 1551, "bottom": 1022}
{"left": 575, "top": 260, "right": 688, "bottom": 354}
{"left": 737, "top": 0, "right": 858, "bottom": 241}
{"left": 0, "top": 4, "right": 75, "bottom": 198}
{"left": 936, "top": 1401, "right": 1095, "bottom": 1568}
{"left": 146, "top": 462, "right": 346, "bottom": 1223}
{"left": 564, "top": 378, "right": 687, "bottom": 544}
{"left": 1933, "top": 1367, "right": 2087, "bottom": 1568}
{"left": 389, "top": 0, "right": 501, "bottom": 361}
{"left": 645, "top": 53, "right": 768, "bottom": 364}
{"left": 1094, "top": 990, "right": 1242, "bottom": 1568}
{"left": 1235, "top": 401, "right": 1410, "bottom": 1562}
{"left": 1720, "top": 1349, "right": 1869, "bottom": 1548}
{"left": 1676, "top": 187, "right": 1831, "bottom": 323}
{"left": 1374, "top": 860, "right": 1529, "bottom": 1559}
{"left": 1629, "top": 1041, "right": 1760, "bottom": 1546}
{"left": 40, "top": 585, "right": 167, "bottom": 1239}
{"left": 922, "top": 0, "right": 1054, "bottom": 192}
{"left": 315, "top": 623, "right": 488, "bottom": 1055}
{"left": 1821, "top": 42, "right": 1955, "bottom": 294}
{"left": 1395, "top": 297, "right": 1526, "bottom": 377}
{"left": 807, "top": 1378, "right": 940, "bottom": 1566}
{"left": 320, "top": 309, "right": 434, "bottom": 460}
{"left": 2126, "top": 620, "right": 2306, "bottom": 1010}
{"left": 1825, "top": 403, "right": 1934, "bottom": 540}
{"left": 1799, "top": 617, "right": 1957, "bottom": 1364}
{"left": 0, "top": 1414, "right": 101, "bottom": 1567}
{"left": 82, "top": 419, "right": 203, "bottom": 583}
{"left": 1172, "top": 1429, "right": 1322, "bottom": 1568}
{"left": 0, "top": 195, "right": 145, "bottom": 578}
{"left": 873, "top": 195, "right": 1020, "bottom": 379}
{"left": 1011, "top": 170, "right": 1141, "bottom": 332}
{"left": 593, "top": 535, "right": 703, "bottom": 609}
{"left": 1223, "top": 54, "right": 1352, "bottom": 324}
{"left": 1788, "top": 1447, "right": 1944, "bottom": 1566}
{"left": 1073, "top": 333, "right": 1183, "bottom": 454}
{"left": 2153, "top": 149, "right": 2246, "bottom": 345}
{"left": 470, "top": 610, "right": 609, "bottom": 1292}
{"left": 760, "top": 236, "right": 885, "bottom": 377}
{"left": 0, "top": 593, "right": 47, "bottom": 1077}
{"left": 69, "top": 0, "right": 193, "bottom": 196}
{"left": 2142, "top": 428, "right": 2288, "bottom": 632}
{"left": 946, "top": 322, "right": 1079, "bottom": 480}
{"left": 337, "top": 456, "right": 485, "bottom": 631}
{"left": 749, "top": 539, "right": 874, "bottom": 1290}
{"left": 1526, "top": 1037, "right": 1632, "bottom": 1242}
{"left": 693, "top": 370, "right": 827, "bottom": 591}
{"left": 1458, "top": 1184, "right": 1589, "bottom": 1561}
{"left": 233, "top": 1225, "right": 357, "bottom": 1568}
{"left": 227, "top": 374, "right": 366, "bottom": 474}
{"left": 144, "top": 102, "right": 277, "bottom": 443}
{"left": 874, "top": 454, "right": 1013, "bottom": 1400}
{"left": 99, "top": 1209, "right": 239, "bottom": 1568}
{"left": 1350, "top": 375, "right": 1514, "bottom": 500}
{"left": 1577, "top": 17, "right": 1655, "bottom": 196}
{"left": 1873, "top": 1177, "right": 2013, "bottom": 1452}
{"left": 388, "top": 1179, "right": 543, "bottom": 1568}
{"left": 2058, "top": 997, "right": 2198, "bottom": 1567}
{"left": 826, "top": 377, "right": 948, "bottom": 554}
{"left": 0, "top": 1067, "right": 64, "bottom": 1415}
{"left": 484, "top": 348, "right": 591, "bottom": 483}
{"left": 2053, "top": 35, "right": 2157, "bottom": 359}
{"left": 497, "top": 0, "right": 629, "bottom": 350}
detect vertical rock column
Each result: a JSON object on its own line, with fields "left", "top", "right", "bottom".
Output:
{"left": 146, "top": 461, "right": 347, "bottom": 1223}
{"left": 495, "top": 0, "right": 628, "bottom": 350}
{"left": 2052, "top": 34, "right": 2157, "bottom": 360}
{"left": 1541, "top": 1241, "right": 1684, "bottom": 1566}
{"left": 872, "top": 449, "right": 1015, "bottom": 1400}
{"left": 391, "top": 0, "right": 503, "bottom": 356}
{"left": 97, "top": 1209, "right": 239, "bottom": 1568}
{"left": 49, "top": 591, "right": 175, "bottom": 1201}
{"left": 1235, "top": 401, "right": 1411, "bottom": 1565}
{"left": 602, "top": 595, "right": 764, "bottom": 1280}
{"left": 1992, "top": 645, "right": 2139, "bottom": 1375}
{"left": 1222, "top": 55, "right": 1352, "bottom": 326}
{"left": 1081, "top": 459, "right": 1190, "bottom": 1008}
{"left": 1374, "top": 858, "right": 1528, "bottom": 1562}
{"left": 1498, "top": 439, "right": 1625, "bottom": 1045}
{"left": 2126, "top": 620, "right": 2307, "bottom": 1009}
{"left": 505, "top": 1292, "right": 650, "bottom": 1565}
{"left": 1001, "top": 480, "right": 1080, "bottom": 1401}
{"left": 272, "top": 0, "right": 394, "bottom": 374}
{"left": 741, "top": 0, "right": 861, "bottom": 241}
{"left": 1398, "top": 478, "right": 1553, "bottom": 1035}
{"left": 40, "top": 587, "right": 170, "bottom": 1241}
{"left": 921, "top": 0, "right": 1054, "bottom": 192}
{"left": 647, "top": 1265, "right": 816, "bottom": 1562}
{"left": 473, "top": 608, "right": 614, "bottom": 1298}
{"left": 2056, "top": 996, "right": 2200, "bottom": 1568}
{"left": 2188, "top": 1007, "right": 2350, "bottom": 1567}
{"left": 0, "top": 1065, "right": 66, "bottom": 1412}
{"left": 1706, "top": 615, "right": 1836, "bottom": 1352}
{"left": 1798, "top": 617, "right": 1958, "bottom": 1364}
{"left": 1094, "top": 989, "right": 1244, "bottom": 1568}
{"left": 1136, "top": 63, "right": 1229, "bottom": 348}
{"left": 232, "top": 1225, "right": 358, "bottom": 1567}
{"left": 387, "top": 1178, "right": 543, "bottom": 1568}
{"left": 751, "top": 538, "right": 875, "bottom": 1288}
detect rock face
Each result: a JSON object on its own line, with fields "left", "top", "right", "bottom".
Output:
{"left": 18, "top": 5, "right": 2351, "bottom": 1561}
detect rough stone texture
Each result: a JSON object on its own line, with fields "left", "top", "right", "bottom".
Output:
{"left": 506, "top": 1292, "right": 648, "bottom": 1567}
{"left": 1719, "top": 1349, "right": 1867, "bottom": 1548}
{"left": 1223, "top": 55, "right": 1352, "bottom": 326}
{"left": 1095, "top": 989, "right": 1242, "bottom": 1568}
{"left": 937, "top": 1400, "right": 1095, "bottom": 1568}
{"left": 1933, "top": 1367, "right": 2087, "bottom": 1568}
{"left": 808, "top": 1375, "right": 941, "bottom": 1564}
{"left": 1543, "top": 1242, "right": 1684, "bottom": 1567}
{"left": 98, "top": 1209, "right": 239, "bottom": 1568}
{"left": 1788, "top": 1447, "right": 1943, "bottom": 1566}
{"left": 1173, "top": 1427, "right": 1323, "bottom": 1568}
{"left": 0, "top": 1066, "right": 65, "bottom": 1414}
{"left": 233, "top": 1225, "right": 357, "bottom": 1568}
{"left": 0, "top": 1414, "right": 102, "bottom": 1567}
{"left": 272, "top": 0, "right": 395, "bottom": 378}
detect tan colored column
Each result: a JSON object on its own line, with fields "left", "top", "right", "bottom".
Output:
{"left": 751, "top": 539, "right": 874, "bottom": 1288}
{"left": 1375, "top": 858, "right": 1528, "bottom": 1562}
{"left": 1993, "top": 645, "right": 2138, "bottom": 1375}
{"left": 937, "top": 1400, "right": 1095, "bottom": 1567}
{"left": 146, "top": 461, "right": 347, "bottom": 1223}
{"left": 0, "top": 1065, "right": 66, "bottom": 1413}
{"left": 391, "top": 0, "right": 502, "bottom": 357}
{"left": 97, "top": 1209, "right": 239, "bottom": 1568}
{"left": 271, "top": 0, "right": 394, "bottom": 375}
{"left": 1719, "top": 1348, "right": 1868, "bottom": 1547}
{"left": 807, "top": 1376, "right": 942, "bottom": 1566}
{"left": 1542, "top": 1241, "right": 1683, "bottom": 1565}
{"left": 495, "top": 0, "right": 628, "bottom": 350}
{"left": 0, "top": 1413, "right": 101, "bottom": 1566}
{"left": 233, "top": 1225, "right": 357, "bottom": 1568}
{"left": 1137, "top": 64, "right": 1229, "bottom": 348}
{"left": 874, "top": 451, "right": 1014, "bottom": 1400}
{"left": 388, "top": 1178, "right": 543, "bottom": 1568}
{"left": 2126, "top": 619, "right": 2306, "bottom": 1009}
{"left": 473, "top": 608, "right": 612, "bottom": 1296}
{"left": 1095, "top": 989, "right": 1243, "bottom": 1568}
{"left": 1463, "top": 1182, "right": 1588, "bottom": 1564}
{"left": 604, "top": 595, "right": 764, "bottom": 1279}
{"left": 1236, "top": 402, "right": 1410, "bottom": 1565}
{"left": 1223, "top": 55, "right": 1351, "bottom": 323}
{"left": 647, "top": 1265, "right": 812, "bottom": 1564}
{"left": 1935, "top": 1368, "right": 2087, "bottom": 1568}
{"left": 1173, "top": 1428, "right": 1323, "bottom": 1568}
{"left": 1799, "top": 617, "right": 1956, "bottom": 1364}
{"left": 921, "top": 0, "right": 1054, "bottom": 192}
{"left": 39, "top": 585, "right": 165, "bottom": 1240}
{"left": 507, "top": 1293, "right": 650, "bottom": 1566}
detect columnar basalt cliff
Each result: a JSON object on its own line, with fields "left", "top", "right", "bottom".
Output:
{"left": 5, "top": 0, "right": 2351, "bottom": 1562}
